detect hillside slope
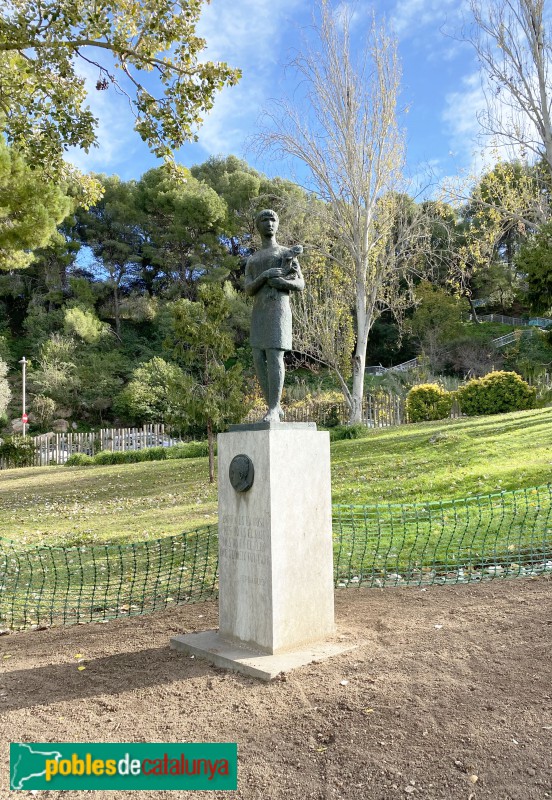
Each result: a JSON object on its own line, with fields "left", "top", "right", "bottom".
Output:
{"left": 331, "top": 407, "right": 552, "bottom": 504}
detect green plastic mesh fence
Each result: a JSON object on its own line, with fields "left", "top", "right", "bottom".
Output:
{"left": 334, "top": 485, "right": 552, "bottom": 587}
{"left": 1, "top": 486, "right": 551, "bottom": 630}
{"left": 0, "top": 526, "right": 219, "bottom": 630}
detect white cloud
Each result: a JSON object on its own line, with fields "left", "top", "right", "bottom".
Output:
{"left": 407, "top": 158, "right": 446, "bottom": 198}
{"left": 197, "top": 0, "right": 299, "bottom": 67}
{"left": 190, "top": 81, "right": 265, "bottom": 158}
{"left": 441, "top": 70, "right": 537, "bottom": 178}
{"left": 441, "top": 71, "right": 496, "bottom": 176}
{"left": 442, "top": 72, "right": 484, "bottom": 142}
{"left": 333, "top": 2, "right": 368, "bottom": 29}
{"left": 391, "top": 0, "right": 466, "bottom": 36}
{"left": 190, "top": 0, "right": 304, "bottom": 159}
{"left": 64, "top": 60, "right": 153, "bottom": 177}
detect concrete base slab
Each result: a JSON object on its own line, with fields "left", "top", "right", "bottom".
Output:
{"left": 170, "top": 630, "right": 358, "bottom": 682}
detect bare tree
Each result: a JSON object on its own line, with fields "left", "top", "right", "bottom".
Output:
{"left": 292, "top": 255, "right": 355, "bottom": 403}
{"left": 255, "top": 1, "right": 411, "bottom": 422}
{"left": 465, "top": 0, "right": 552, "bottom": 175}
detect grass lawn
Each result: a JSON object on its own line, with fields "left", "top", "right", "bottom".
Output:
{"left": 1, "top": 408, "right": 551, "bottom": 629}
{"left": 0, "top": 407, "right": 550, "bottom": 548}
{"left": 0, "top": 458, "right": 218, "bottom": 547}
{"left": 330, "top": 406, "right": 552, "bottom": 505}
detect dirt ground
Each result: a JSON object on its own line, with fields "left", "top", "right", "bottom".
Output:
{"left": 0, "top": 578, "right": 551, "bottom": 800}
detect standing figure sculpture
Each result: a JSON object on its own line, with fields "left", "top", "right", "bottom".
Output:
{"left": 245, "top": 209, "right": 305, "bottom": 422}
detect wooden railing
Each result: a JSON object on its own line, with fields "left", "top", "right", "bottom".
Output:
{"left": 29, "top": 424, "right": 180, "bottom": 467}
{"left": 244, "top": 393, "right": 462, "bottom": 428}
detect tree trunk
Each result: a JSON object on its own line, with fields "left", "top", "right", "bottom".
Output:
{"left": 113, "top": 283, "right": 121, "bottom": 339}
{"left": 349, "top": 352, "right": 366, "bottom": 423}
{"left": 207, "top": 419, "right": 215, "bottom": 484}
{"left": 466, "top": 294, "right": 481, "bottom": 323}
{"left": 349, "top": 322, "right": 369, "bottom": 424}
{"left": 334, "top": 368, "right": 353, "bottom": 412}
{"left": 349, "top": 285, "right": 370, "bottom": 424}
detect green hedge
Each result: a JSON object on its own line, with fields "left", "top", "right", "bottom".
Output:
{"left": 328, "top": 423, "right": 369, "bottom": 441}
{"left": 65, "top": 453, "right": 95, "bottom": 467}
{"left": 65, "top": 441, "right": 211, "bottom": 468}
{"left": 457, "top": 371, "right": 536, "bottom": 416}
{"left": 165, "top": 440, "right": 211, "bottom": 459}
{"left": 0, "top": 435, "right": 36, "bottom": 467}
{"left": 94, "top": 447, "right": 168, "bottom": 465}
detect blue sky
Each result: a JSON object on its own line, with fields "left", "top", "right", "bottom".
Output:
{"left": 67, "top": 0, "right": 492, "bottom": 190}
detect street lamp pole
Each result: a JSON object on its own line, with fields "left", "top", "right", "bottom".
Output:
{"left": 19, "top": 357, "right": 27, "bottom": 436}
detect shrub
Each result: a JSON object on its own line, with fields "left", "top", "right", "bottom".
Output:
{"left": 329, "top": 423, "right": 368, "bottom": 441}
{"left": 456, "top": 370, "right": 536, "bottom": 416}
{"left": 0, "top": 435, "right": 35, "bottom": 467}
{"left": 65, "top": 453, "right": 94, "bottom": 466}
{"left": 166, "top": 440, "right": 210, "bottom": 459}
{"left": 93, "top": 450, "right": 130, "bottom": 465}
{"left": 141, "top": 446, "right": 167, "bottom": 461}
{"left": 92, "top": 448, "right": 168, "bottom": 466}
{"left": 64, "top": 442, "right": 214, "bottom": 468}
{"left": 113, "top": 357, "right": 185, "bottom": 423}
{"left": 406, "top": 383, "right": 454, "bottom": 423}
{"left": 324, "top": 404, "right": 342, "bottom": 428}
{"left": 31, "top": 394, "right": 57, "bottom": 428}
{"left": 0, "top": 358, "right": 11, "bottom": 418}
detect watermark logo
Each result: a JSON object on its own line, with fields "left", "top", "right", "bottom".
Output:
{"left": 10, "top": 743, "right": 237, "bottom": 791}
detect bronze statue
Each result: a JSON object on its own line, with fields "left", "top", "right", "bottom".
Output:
{"left": 244, "top": 209, "right": 304, "bottom": 422}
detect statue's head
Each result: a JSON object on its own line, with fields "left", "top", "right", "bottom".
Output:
{"left": 255, "top": 208, "right": 279, "bottom": 235}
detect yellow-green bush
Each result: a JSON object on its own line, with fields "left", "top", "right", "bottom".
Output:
{"left": 406, "top": 383, "right": 453, "bottom": 423}
{"left": 456, "top": 371, "right": 536, "bottom": 416}
{"left": 287, "top": 390, "right": 347, "bottom": 426}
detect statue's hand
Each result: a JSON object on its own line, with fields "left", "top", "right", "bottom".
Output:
{"left": 263, "top": 267, "right": 286, "bottom": 279}
{"left": 267, "top": 276, "right": 292, "bottom": 289}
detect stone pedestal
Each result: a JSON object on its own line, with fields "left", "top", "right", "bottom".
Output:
{"left": 171, "top": 423, "right": 356, "bottom": 680}
{"left": 218, "top": 423, "right": 335, "bottom": 653}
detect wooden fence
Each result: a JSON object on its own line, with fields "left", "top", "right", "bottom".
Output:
{"left": 17, "top": 424, "right": 181, "bottom": 468}
{"left": 2, "top": 394, "right": 467, "bottom": 470}
{"left": 249, "top": 392, "right": 462, "bottom": 428}
{"left": 244, "top": 392, "right": 462, "bottom": 428}
{"left": 280, "top": 394, "right": 406, "bottom": 427}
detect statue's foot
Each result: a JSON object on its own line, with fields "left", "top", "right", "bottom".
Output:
{"left": 262, "top": 407, "right": 282, "bottom": 423}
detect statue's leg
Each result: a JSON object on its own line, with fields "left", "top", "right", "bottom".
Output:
{"left": 264, "top": 348, "right": 285, "bottom": 422}
{"left": 252, "top": 348, "right": 269, "bottom": 405}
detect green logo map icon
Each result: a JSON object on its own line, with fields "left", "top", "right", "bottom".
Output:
{"left": 10, "top": 743, "right": 237, "bottom": 791}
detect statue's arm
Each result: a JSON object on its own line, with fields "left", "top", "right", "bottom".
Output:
{"left": 268, "top": 262, "right": 305, "bottom": 292}
{"left": 244, "top": 270, "right": 266, "bottom": 297}
{"left": 288, "top": 265, "right": 305, "bottom": 292}
{"left": 245, "top": 262, "right": 286, "bottom": 296}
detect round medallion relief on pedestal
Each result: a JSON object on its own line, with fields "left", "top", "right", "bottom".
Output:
{"left": 229, "top": 454, "right": 254, "bottom": 493}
